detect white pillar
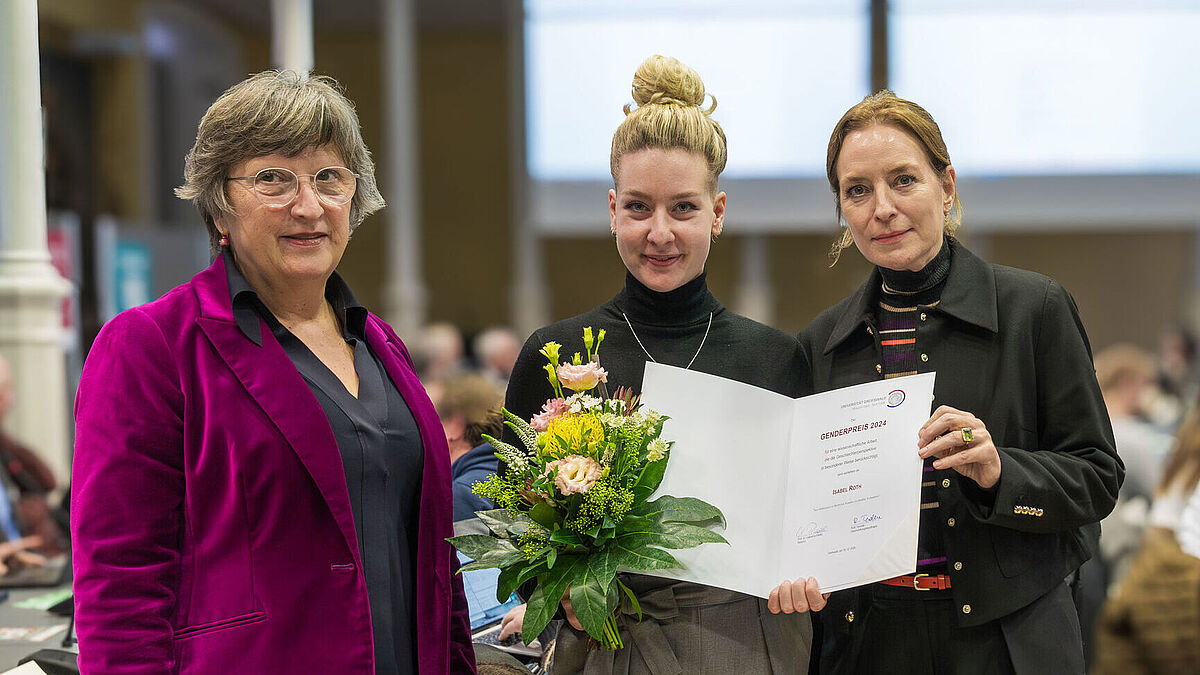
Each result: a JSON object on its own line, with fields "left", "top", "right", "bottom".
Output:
{"left": 271, "top": 0, "right": 314, "bottom": 74}
{"left": 0, "top": 0, "right": 73, "bottom": 483}
{"left": 506, "top": 0, "right": 549, "bottom": 337}
{"left": 732, "top": 234, "right": 774, "bottom": 325}
{"left": 381, "top": 0, "right": 427, "bottom": 339}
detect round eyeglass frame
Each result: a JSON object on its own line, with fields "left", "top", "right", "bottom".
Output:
{"left": 225, "top": 166, "right": 360, "bottom": 207}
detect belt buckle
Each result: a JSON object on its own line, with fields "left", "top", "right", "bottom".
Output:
{"left": 912, "top": 573, "right": 929, "bottom": 591}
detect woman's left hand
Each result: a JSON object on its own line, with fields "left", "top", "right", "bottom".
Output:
{"left": 918, "top": 406, "right": 1002, "bottom": 489}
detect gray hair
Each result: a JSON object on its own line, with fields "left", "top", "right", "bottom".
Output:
{"left": 175, "top": 70, "right": 385, "bottom": 254}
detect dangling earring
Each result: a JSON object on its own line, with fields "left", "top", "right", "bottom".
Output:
{"left": 218, "top": 233, "right": 230, "bottom": 247}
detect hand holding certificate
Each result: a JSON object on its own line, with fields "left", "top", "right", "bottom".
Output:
{"left": 638, "top": 364, "right": 935, "bottom": 598}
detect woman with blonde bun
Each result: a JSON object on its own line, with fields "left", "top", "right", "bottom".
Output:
{"left": 502, "top": 55, "right": 814, "bottom": 673}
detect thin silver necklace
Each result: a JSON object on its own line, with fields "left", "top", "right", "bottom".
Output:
{"left": 621, "top": 311, "right": 713, "bottom": 370}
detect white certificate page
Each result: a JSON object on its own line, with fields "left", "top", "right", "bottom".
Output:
{"left": 639, "top": 364, "right": 934, "bottom": 598}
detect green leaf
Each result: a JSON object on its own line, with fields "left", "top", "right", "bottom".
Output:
{"left": 665, "top": 520, "right": 727, "bottom": 545}
{"left": 615, "top": 521, "right": 727, "bottom": 551}
{"left": 496, "top": 565, "right": 524, "bottom": 603}
{"left": 474, "top": 509, "right": 526, "bottom": 538}
{"left": 613, "top": 514, "right": 653, "bottom": 537}
{"left": 503, "top": 408, "right": 541, "bottom": 455}
{"left": 549, "top": 528, "right": 583, "bottom": 547}
{"left": 458, "top": 546, "right": 526, "bottom": 572}
{"left": 529, "top": 502, "right": 560, "bottom": 529}
{"left": 523, "top": 556, "right": 585, "bottom": 643}
{"left": 569, "top": 569, "right": 619, "bottom": 641}
{"left": 516, "top": 563, "right": 544, "bottom": 587}
{"left": 546, "top": 546, "right": 558, "bottom": 570}
{"left": 632, "top": 458, "right": 668, "bottom": 502}
{"left": 632, "top": 494, "right": 726, "bottom": 527}
{"left": 616, "top": 577, "right": 642, "bottom": 622}
{"left": 607, "top": 539, "right": 681, "bottom": 571}
{"left": 522, "top": 585, "right": 556, "bottom": 646}
{"left": 446, "top": 534, "right": 516, "bottom": 561}
{"left": 587, "top": 547, "right": 620, "bottom": 591}
{"left": 593, "top": 521, "right": 618, "bottom": 546}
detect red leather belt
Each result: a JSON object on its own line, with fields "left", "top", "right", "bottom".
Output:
{"left": 879, "top": 573, "right": 951, "bottom": 591}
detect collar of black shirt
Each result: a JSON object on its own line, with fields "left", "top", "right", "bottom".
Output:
{"left": 222, "top": 249, "right": 367, "bottom": 346}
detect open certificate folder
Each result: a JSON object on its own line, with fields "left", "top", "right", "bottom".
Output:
{"left": 638, "top": 363, "right": 935, "bottom": 598}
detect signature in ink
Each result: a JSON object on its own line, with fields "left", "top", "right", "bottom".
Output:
{"left": 795, "top": 522, "right": 828, "bottom": 542}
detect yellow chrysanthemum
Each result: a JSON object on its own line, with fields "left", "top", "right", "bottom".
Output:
{"left": 541, "top": 413, "right": 606, "bottom": 460}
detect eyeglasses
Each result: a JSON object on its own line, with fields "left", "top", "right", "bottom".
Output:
{"left": 225, "top": 166, "right": 359, "bottom": 207}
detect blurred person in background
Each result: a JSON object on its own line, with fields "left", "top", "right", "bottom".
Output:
{"left": 1145, "top": 403, "right": 1200, "bottom": 539}
{"left": 1096, "top": 344, "right": 1174, "bottom": 502}
{"left": 1094, "top": 406, "right": 1200, "bottom": 674}
{"left": 503, "top": 55, "right": 813, "bottom": 674}
{"left": 429, "top": 372, "right": 503, "bottom": 522}
{"left": 71, "top": 71, "right": 474, "bottom": 674}
{"left": 0, "top": 355, "right": 61, "bottom": 565}
{"left": 473, "top": 326, "right": 522, "bottom": 392}
{"left": 1095, "top": 344, "right": 1176, "bottom": 588}
{"left": 771, "top": 91, "right": 1121, "bottom": 674}
{"left": 1087, "top": 344, "right": 1176, "bottom": 664}
{"left": 414, "top": 322, "right": 467, "bottom": 381}
{"left": 1147, "top": 324, "right": 1200, "bottom": 428}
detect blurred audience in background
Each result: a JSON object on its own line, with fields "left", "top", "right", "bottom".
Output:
{"left": 473, "top": 327, "right": 522, "bottom": 393}
{"left": 1096, "top": 344, "right": 1175, "bottom": 501}
{"left": 1094, "top": 404, "right": 1200, "bottom": 674}
{"left": 1147, "top": 324, "right": 1200, "bottom": 429}
{"left": 1097, "top": 342, "right": 1196, "bottom": 593}
{"left": 0, "top": 355, "right": 66, "bottom": 560}
{"left": 428, "top": 371, "right": 504, "bottom": 522}
{"left": 414, "top": 322, "right": 468, "bottom": 381}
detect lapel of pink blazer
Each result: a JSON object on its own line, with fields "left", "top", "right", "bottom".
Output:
{"left": 189, "top": 255, "right": 363, "bottom": 570}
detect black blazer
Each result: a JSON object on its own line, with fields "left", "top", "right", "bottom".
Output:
{"left": 802, "top": 239, "right": 1122, "bottom": 628}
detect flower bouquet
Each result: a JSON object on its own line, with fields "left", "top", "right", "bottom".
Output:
{"left": 448, "top": 327, "right": 727, "bottom": 650}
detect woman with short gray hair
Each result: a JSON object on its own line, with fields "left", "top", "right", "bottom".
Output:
{"left": 72, "top": 70, "right": 475, "bottom": 674}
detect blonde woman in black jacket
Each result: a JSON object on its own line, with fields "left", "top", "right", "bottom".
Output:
{"left": 769, "top": 91, "right": 1123, "bottom": 674}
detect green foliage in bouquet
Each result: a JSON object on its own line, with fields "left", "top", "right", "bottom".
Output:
{"left": 447, "top": 327, "right": 727, "bottom": 649}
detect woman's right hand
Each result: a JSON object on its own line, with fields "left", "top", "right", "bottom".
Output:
{"left": 767, "top": 577, "right": 829, "bottom": 614}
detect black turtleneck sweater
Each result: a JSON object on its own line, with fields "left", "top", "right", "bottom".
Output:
{"left": 503, "top": 271, "right": 811, "bottom": 438}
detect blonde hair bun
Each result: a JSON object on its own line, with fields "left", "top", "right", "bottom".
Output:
{"left": 610, "top": 55, "right": 727, "bottom": 189}
{"left": 626, "top": 55, "right": 715, "bottom": 114}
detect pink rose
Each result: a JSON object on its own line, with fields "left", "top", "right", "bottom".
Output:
{"left": 530, "top": 398, "right": 568, "bottom": 432}
{"left": 556, "top": 361, "right": 608, "bottom": 392}
{"left": 545, "top": 455, "right": 602, "bottom": 495}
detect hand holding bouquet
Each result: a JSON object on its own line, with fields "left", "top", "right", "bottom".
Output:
{"left": 448, "top": 327, "right": 726, "bottom": 649}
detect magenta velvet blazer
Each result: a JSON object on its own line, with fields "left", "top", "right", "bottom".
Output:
{"left": 71, "top": 255, "right": 475, "bottom": 674}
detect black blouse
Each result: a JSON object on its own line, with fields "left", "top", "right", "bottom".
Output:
{"left": 225, "top": 252, "right": 422, "bottom": 675}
